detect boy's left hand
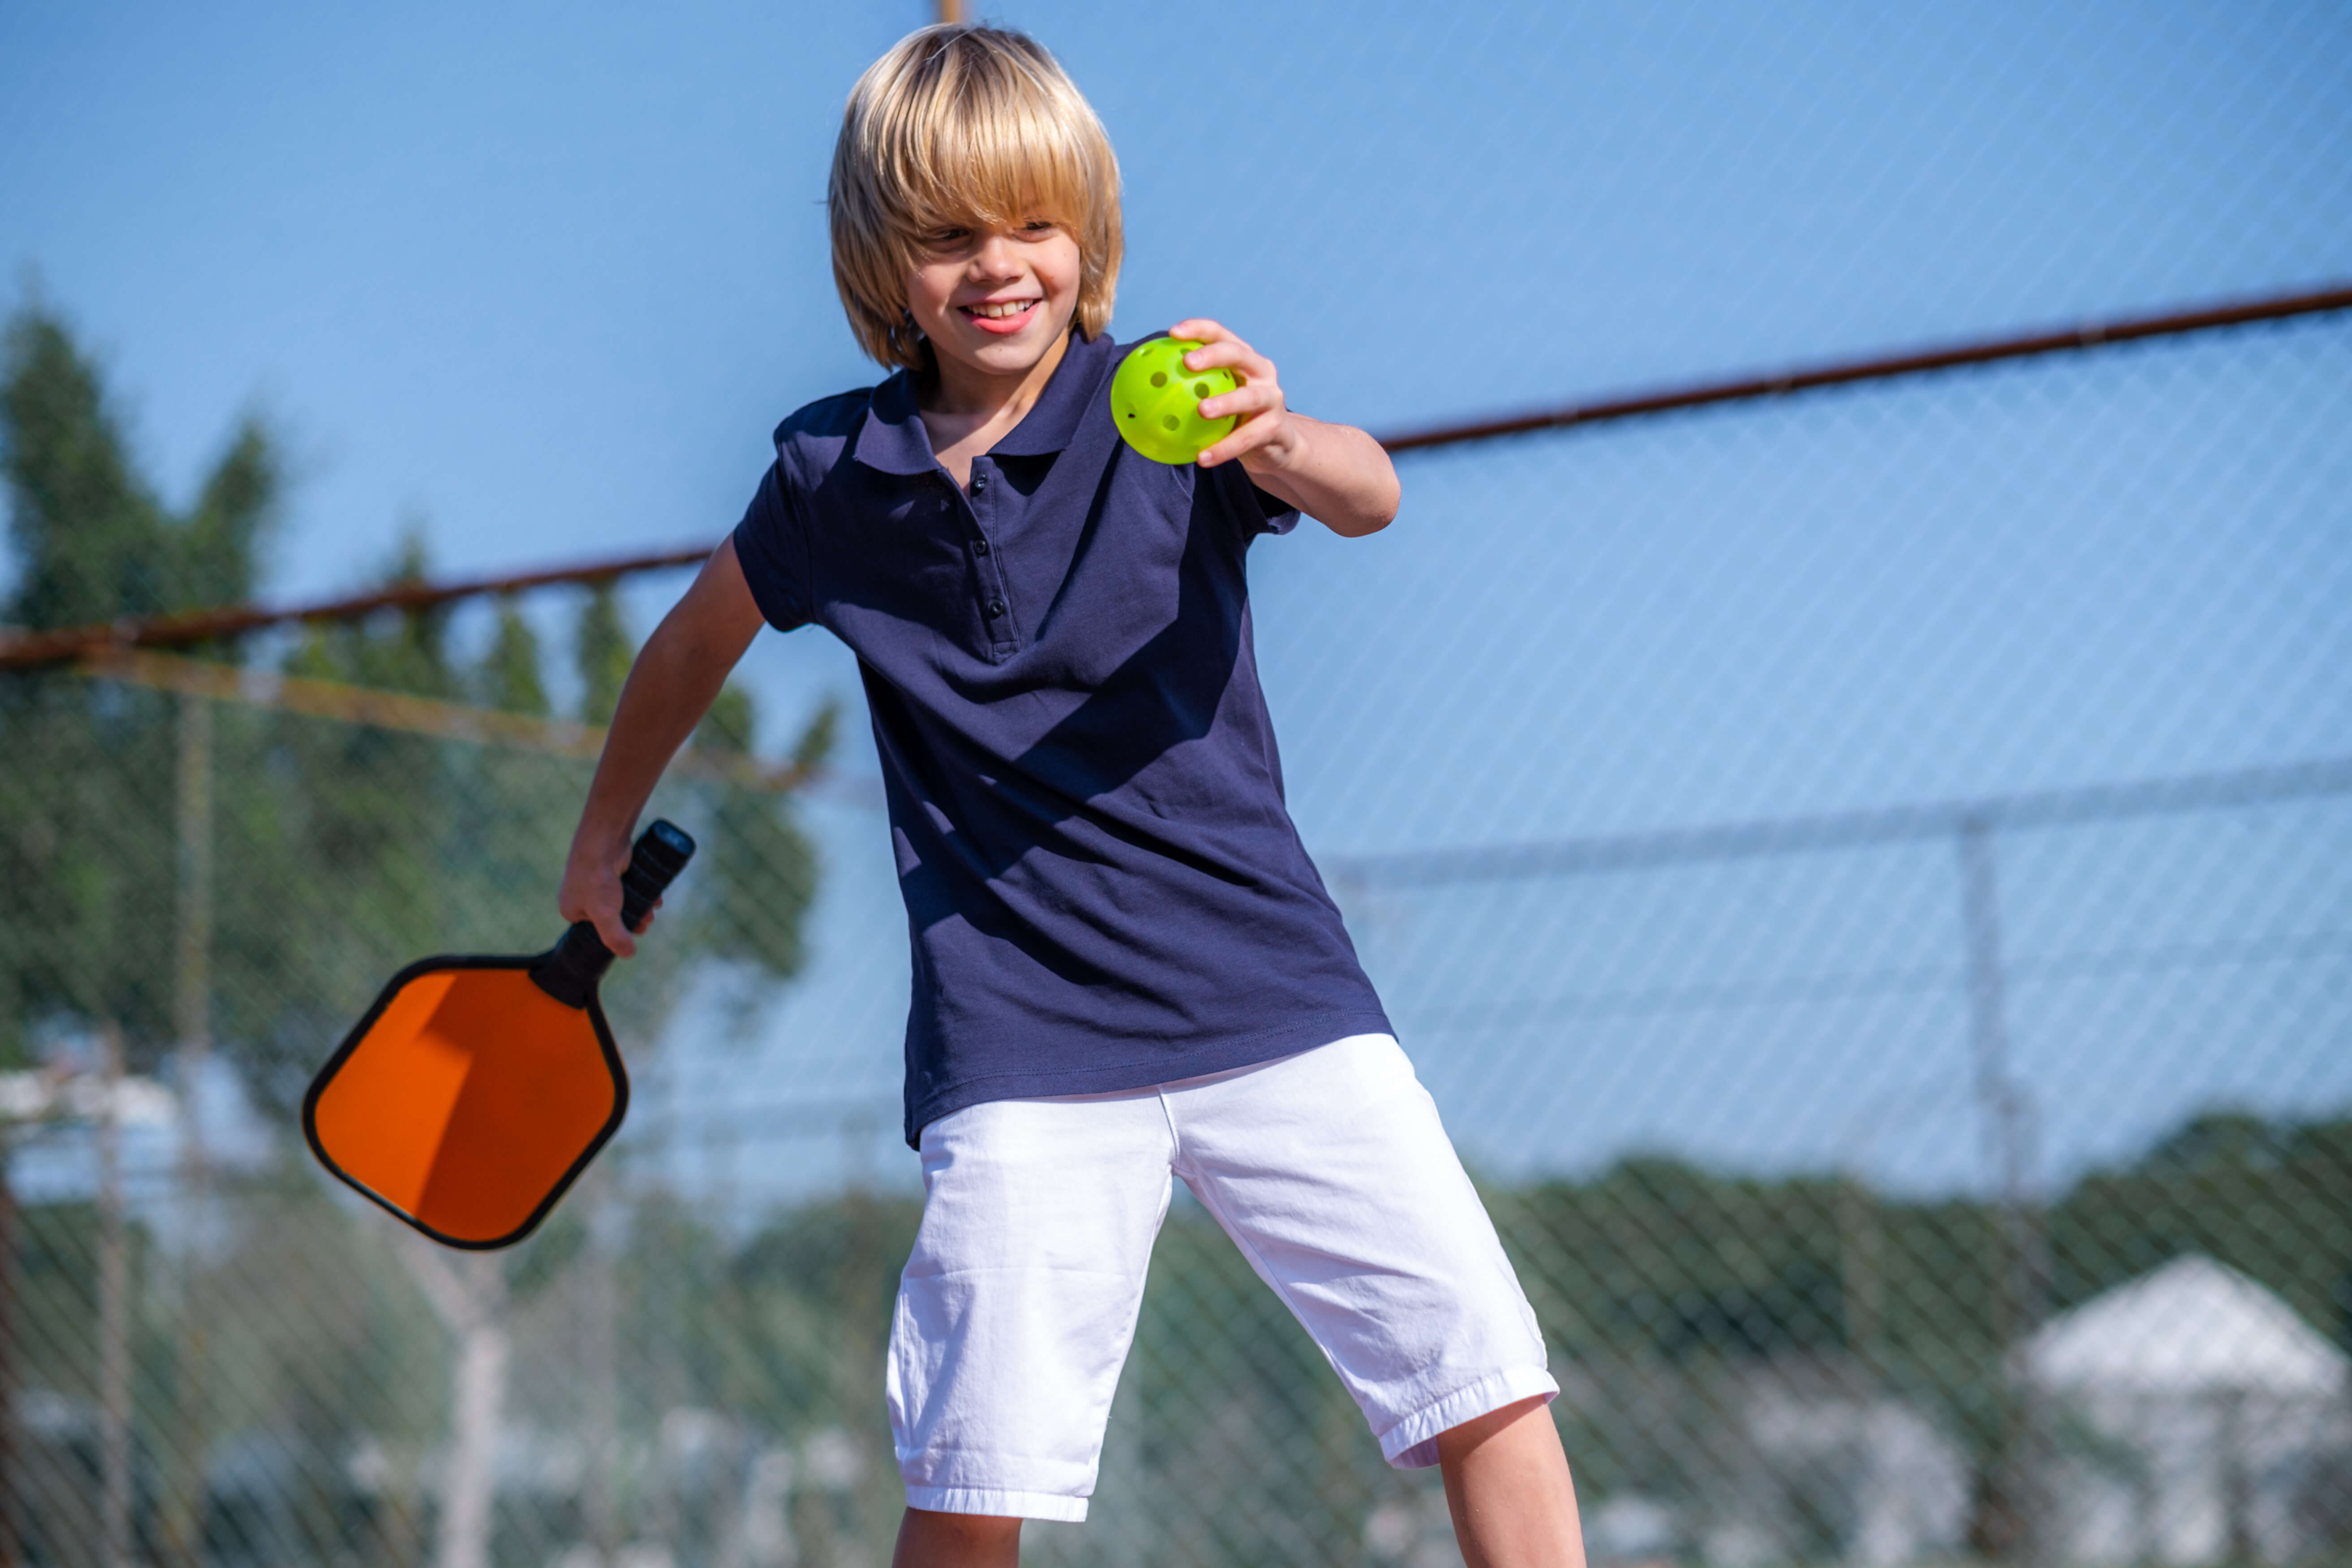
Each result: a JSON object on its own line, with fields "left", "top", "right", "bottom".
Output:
{"left": 1164, "top": 317, "right": 1400, "bottom": 536}
{"left": 1168, "top": 319, "right": 1299, "bottom": 474}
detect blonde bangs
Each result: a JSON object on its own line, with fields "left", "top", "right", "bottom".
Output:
{"left": 830, "top": 25, "right": 1123, "bottom": 371}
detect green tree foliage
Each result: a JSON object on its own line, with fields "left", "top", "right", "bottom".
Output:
{"left": 478, "top": 599, "right": 550, "bottom": 716}
{"left": 574, "top": 581, "right": 633, "bottom": 727}
{"left": 0, "top": 304, "right": 274, "bottom": 630}
{"left": 1489, "top": 1114, "right": 2352, "bottom": 1521}
{"left": 1, "top": 301, "right": 828, "bottom": 1104}
{"left": 624, "top": 1109, "right": 2351, "bottom": 1565}
{"left": 690, "top": 685, "right": 833, "bottom": 980}
{"left": 0, "top": 303, "right": 279, "bottom": 1066}
{"left": 2, "top": 305, "right": 836, "bottom": 1545}
{"left": 1501, "top": 1156, "right": 1851, "bottom": 1365}
{"left": 720, "top": 1189, "right": 921, "bottom": 1549}
{"left": 2050, "top": 1110, "right": 2352, "bottom": 1342}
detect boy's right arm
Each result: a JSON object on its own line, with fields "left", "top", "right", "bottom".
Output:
{"left": 559, "top": 538, "right": 768, "bottom": 956}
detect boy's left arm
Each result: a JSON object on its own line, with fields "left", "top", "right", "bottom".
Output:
{"left": 1173, "top": 319, "right": 1400, "bottom": 538}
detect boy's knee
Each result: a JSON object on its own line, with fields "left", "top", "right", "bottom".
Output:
{"left": 1437, "top": 1394, "right": 1559, "bottom": 1466}
{"left": 896, "top": 1506, "right": 1023, "bottom": 1566}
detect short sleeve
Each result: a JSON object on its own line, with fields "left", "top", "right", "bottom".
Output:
{"left": 1214, "top": 460, "right": 1302, "bottom": 539}
{"left": 730, "top": 460, "right": 813, "bottom": 632}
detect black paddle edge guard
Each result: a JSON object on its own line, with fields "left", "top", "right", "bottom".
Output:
{"left": 301, "top": 952, "right": 632, "bottom": 1252}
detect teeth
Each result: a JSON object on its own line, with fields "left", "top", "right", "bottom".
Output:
{"left": 968, "top": 300, "right": 1035, "bottom": 319}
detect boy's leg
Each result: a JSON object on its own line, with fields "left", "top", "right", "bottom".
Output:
{"left": 1164, "top": 1034, "right": 1583, "bottom": 1559}
{"left": 1438, "top": 1397, "right": 1587, "bottom": 1568}
{"left": 889, "top": 1087, "right": 1175, "bottom": 1530}
{"left": 892, "top": 1508, "right": 1021, "bottom": 1568}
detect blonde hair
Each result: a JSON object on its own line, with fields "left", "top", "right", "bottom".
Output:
{"left": 829, "top": 25, "right": 1123, "bottom": 372}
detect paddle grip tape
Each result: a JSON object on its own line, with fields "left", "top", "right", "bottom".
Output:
{"left": 530, "top": 819, "right": 698, "bottom": 1008}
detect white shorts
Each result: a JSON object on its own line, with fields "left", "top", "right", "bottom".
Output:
{"left": 886, "top": 1032, "right": 1557, "bottom": 1522}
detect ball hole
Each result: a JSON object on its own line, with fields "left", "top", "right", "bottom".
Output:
{"left": 1149, "top": 371, "right": 1168, "bottom": 388}
{"left": 1161, "top": 415, "right": 1180, "bottom": 430}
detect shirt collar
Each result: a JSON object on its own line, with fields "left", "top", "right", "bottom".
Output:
{"left": 852, "top": 329, "right": 1115, "bottom": 475}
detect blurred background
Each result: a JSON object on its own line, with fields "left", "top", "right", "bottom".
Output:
{"left": 2, "top": 1, "right": 2348, "bottom": 1565}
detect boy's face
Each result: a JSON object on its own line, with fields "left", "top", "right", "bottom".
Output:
{"left": 904, "top": 215, "right": 1083, "bottom": 384}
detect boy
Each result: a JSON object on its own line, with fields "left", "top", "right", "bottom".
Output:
{"left": 560, "top": 24, "right": 1585, "bottom": 1568}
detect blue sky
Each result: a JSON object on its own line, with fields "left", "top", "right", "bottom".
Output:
{"left": 5, "top": 1, "right": 2345, "bottom": 597}
{"left": 5, "top": 0, "right": 2348, "bottom": 1199}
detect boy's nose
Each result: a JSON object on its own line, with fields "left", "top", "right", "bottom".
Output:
{"left": 970, "top": 234, "right": 1023, "bottom": 275}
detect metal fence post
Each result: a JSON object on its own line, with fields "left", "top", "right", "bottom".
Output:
{"left": 0, "top": 1127, "right": 17, "bottom": 1568}
{"left": 97, "top": 1019, "right": 134, "bottom": 1568}
{"left": 164, "top": 690, "right": 213, "bottom": 1568}
{"left": 1958, "top": 817, "right": 2046, "bottom": 1563}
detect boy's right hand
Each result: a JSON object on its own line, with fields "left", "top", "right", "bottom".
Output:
{"left": 559, "top": 830, "right": 653, "bottom": 959}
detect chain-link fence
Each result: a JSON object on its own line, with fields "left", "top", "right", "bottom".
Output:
{"left": 8, "top": 298, "right": 2347, "bottom": 1568}
{"left": 7, "top": 1, "right": 2352, "bottom": 1561}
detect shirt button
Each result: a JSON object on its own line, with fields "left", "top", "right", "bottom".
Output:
{"left": 985, "top": 599, "right": 1006, "bottom": 618}
{"left": 971, "top": 473, "right": 989, "bottom": 494}
{"left": 973, "top": 539, "right": 991, "bottom": 556}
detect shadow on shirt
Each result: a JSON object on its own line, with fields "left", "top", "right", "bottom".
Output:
{"left": 884, "top": 470, "right": 1277, "bottom": 991}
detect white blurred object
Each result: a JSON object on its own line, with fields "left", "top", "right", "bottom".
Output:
{"left": 740, "top": 1447, "right": 797, "bottom": 1568}
{"left": 800, "top": 1426, "right": 864, "bottom": 1492}
{"left": 0, "top": 1067, "right": 176, "bottom": 1125}
{"left": 2023, "top": 1254, "right": 2352, "bottom": 1566}
{"left": 1587, "top": 1493, "right": 1677, "bottom": 1562}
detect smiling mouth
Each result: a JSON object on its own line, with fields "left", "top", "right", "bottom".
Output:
{"left": 960, "top": 298, "right": 1040, "bottom": 330}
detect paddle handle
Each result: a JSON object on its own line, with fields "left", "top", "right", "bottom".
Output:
{"left": 618, "top": 818, "right": 696, "bottom": 934}
{"left": 531, "top": 819, "right": 698, "bottom": 1008}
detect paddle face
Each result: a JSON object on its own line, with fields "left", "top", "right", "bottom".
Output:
{"left": 303, "top": 955, "right": 628, "bottom": 1249}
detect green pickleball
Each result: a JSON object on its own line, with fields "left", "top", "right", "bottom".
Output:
{"left": 1110, "top": 338, "right": 1238, "bottom": 465}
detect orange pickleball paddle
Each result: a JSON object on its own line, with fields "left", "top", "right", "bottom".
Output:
{"left": 302, "top": 820, "right": 695, "bottom": 1249}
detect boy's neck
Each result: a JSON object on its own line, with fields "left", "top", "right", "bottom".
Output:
{"left": 915, "top": 327, "right": 1074, "bottom": 476}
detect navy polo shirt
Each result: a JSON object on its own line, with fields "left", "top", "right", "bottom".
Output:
{"left": 731, "top": 328, "right": 1391, "bottom": 1146}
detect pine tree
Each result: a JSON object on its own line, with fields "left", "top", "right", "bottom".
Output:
{"left": 2, "top": 301, "right": 826, "bottom": 1099}
{"left": 574, "top": 581, "right": 632, "bottom": 725}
